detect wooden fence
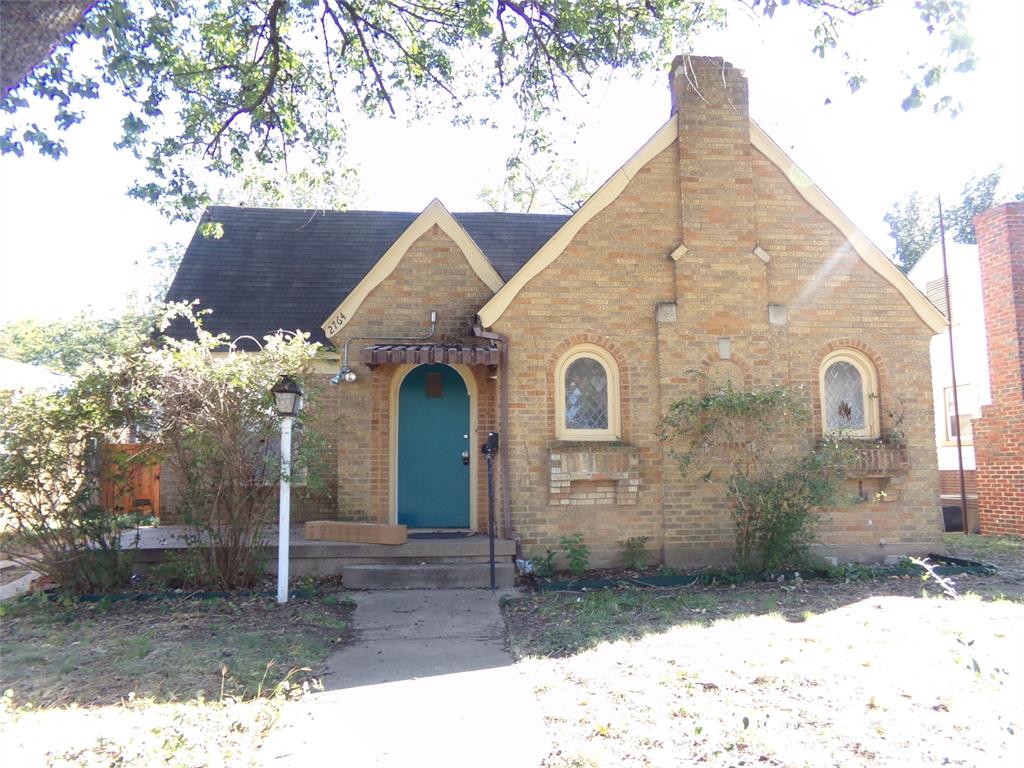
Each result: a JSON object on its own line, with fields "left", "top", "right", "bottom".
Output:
{"left": 100, "top": 443, "right": 161, "bottom": 518}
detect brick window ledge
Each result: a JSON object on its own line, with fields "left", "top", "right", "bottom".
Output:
{"left": 846, "top": 442, "right": 909, "bottom": 478}
{"left": 549, "top": 444, "right": 640, "bottom": 506}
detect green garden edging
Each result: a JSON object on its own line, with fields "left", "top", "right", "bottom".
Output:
{"left": 534, "top": 554, "right": 997, "bottom": 592}
{"left": 31, "top": 587, "right": 321, "bottom": 604}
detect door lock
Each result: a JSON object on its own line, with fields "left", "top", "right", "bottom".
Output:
{"left": 461, "top": 450, "right": 470, "bottom": 465}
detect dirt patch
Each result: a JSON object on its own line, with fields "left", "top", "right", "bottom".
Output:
{"left": 0, "top": 587, "right": 354, "bottom": 708}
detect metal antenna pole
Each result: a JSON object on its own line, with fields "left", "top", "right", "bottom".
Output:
{"left": 939, "top": 196, "right": 970, "bottom": 534}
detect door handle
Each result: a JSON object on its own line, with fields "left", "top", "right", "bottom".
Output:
{"left": 461, "top": 450, "right": 470, "bottom": 465}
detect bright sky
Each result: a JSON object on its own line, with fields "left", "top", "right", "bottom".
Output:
{"left": 0, "top": 0, "right": 1021, "bottom": 324}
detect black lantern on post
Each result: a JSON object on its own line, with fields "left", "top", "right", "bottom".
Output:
{"left": 271, "top": 375, "right": 303, "bottom": 603}
{"left": 272, "top": 375, "right": 303, "bottom": 417}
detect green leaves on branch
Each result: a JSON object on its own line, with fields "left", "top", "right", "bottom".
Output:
{"left": 0, "top": 0, "right": 977, "bottom": 220}
{"left": 885, "top": 167, "right": 1024, "bottom": 273}
{"left": 0, "top": 308, "right": 159, "bottom": 375}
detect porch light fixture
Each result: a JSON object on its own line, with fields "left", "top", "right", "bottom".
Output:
{"left": 328, "top": 310, "right": 437, "bottom": 386}
{"left": 330, "top": 366, "right": 357, "bottom": 385}
{"left": 271, "top": 375, "right": 303, "bottom": 604}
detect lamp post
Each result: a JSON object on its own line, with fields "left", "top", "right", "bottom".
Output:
{"left": 272, "top": 375, "right": 303, "bottom": 603}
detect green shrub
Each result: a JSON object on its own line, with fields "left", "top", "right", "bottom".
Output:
{"left": 559, "top": 533, "right": 591, "bottom": 576}
{"left": 663, "top": 377, "right": 855, "bottom": 572}
{"left": 620, "top": 536, "right": 650, "bottom": 570}
{"left": 152, "top": 307, "right": 324, "bottom": 589}
{"left": 0, "top": 374, "right": 151, "bottom": 593}
{"left": 531, "top": 549, "right": 558, "bottom": 579}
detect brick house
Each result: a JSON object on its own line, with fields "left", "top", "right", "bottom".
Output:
{"left": 972, "top": 203, "right": 1024, "bottom": 536}
{"left": 165, "top": 56, "right": 948, "bottom": 568}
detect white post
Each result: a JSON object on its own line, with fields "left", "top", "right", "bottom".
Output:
{"left": 277, "top": 415, "right": 293, "bottom": 604}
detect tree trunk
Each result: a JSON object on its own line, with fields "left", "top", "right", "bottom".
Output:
{"left": 1, "top": 1, "right": 97, "bottom": 97}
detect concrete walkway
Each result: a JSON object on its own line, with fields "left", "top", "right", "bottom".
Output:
{"left": 260, "top": 589, "right": 550, "bottom": 767}
{"left": 0, "top": 561, "right": 39, "bottom": 602}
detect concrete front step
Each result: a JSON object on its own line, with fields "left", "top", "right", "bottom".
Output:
{"left": 342, "top": 561, "right": 515, "bottom": 589}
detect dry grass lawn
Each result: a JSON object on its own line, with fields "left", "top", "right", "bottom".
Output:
{"left": 507, "top": 536, "right": 1024, "bottom": 767}
{"left": 0, "top": 588, "right": 353, "bottom": 767}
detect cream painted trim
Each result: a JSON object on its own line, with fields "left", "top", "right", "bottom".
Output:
{"left": 750, "top": 121, "right": 947, "bottom": 333}
{"left": 388, "top": 363, "right": 478, "bottom": 530}
{"left": 555, "top": 343, "right": 621, "bottom": 441}
{"left": 208, "top": 350, "right": 339, "bottom": 374}
{"left": 819, "top": 348, "right": 880, "bottom": 439}
{"left": 322, "top": 199, "right": 504, "bottom": 339}
{"left": 477, "top": 116, "right": 679, "bottom": 327}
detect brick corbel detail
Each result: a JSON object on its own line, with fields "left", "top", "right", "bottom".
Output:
{"left": 549, "top": 445, "right": 641, "bottom": 506}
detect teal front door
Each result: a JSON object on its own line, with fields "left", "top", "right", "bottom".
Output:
{"left": 397, "top": 364, "right": 470, "bottom": 528}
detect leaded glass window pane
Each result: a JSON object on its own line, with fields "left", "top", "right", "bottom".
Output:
{"left": 565, "top": 357, "right": 608, "bottom": 430}
{"left": 824, "top": 361, "right": 865, "bottom": 431}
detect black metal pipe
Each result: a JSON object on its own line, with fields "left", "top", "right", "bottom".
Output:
{"left": 473, "top": 322, "right": 513, "bottom": 542}
{"left": 483, "top": 431, "right": 499, "bottom": 589}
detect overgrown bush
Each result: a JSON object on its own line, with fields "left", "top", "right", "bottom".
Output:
{"left": 663, "top": 377, "right": 854, "bottom": 572}
{"left": 0, "top": 304, "right": 328, "bottom": 594}
{"left": 0, "top": 365, "right": 153, "bottom": 593}
{"left": 151, "top": 309, "right": 324, "bottom": 590}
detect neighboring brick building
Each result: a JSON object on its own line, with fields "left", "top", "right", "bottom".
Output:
{"left": 165, "top": 56, "right": 948, "bottom": 567}
{"left": 972, "top": 203, "right": 1024, "bottom": 536}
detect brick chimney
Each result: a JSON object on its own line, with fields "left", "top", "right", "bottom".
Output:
{"left": 670, "top": 56, "right": 766, "bottom": 367}
{"left": 972, "top": 201, "right": 1024, "bottom": 535}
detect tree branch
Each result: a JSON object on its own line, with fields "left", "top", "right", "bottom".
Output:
{"left": 205, "top": 0, "right": 286, "bottom": 157}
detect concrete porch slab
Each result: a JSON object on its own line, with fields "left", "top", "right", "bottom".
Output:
{"left": 124, "top": 525, "right": 517, "bottom": 580}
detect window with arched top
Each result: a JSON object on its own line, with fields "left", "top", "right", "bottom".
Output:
{"left": 555, "top": 344, "right": 621, "bottom": 440}
{"left": 819, "top": 349, "right": 880, "bottom": 438}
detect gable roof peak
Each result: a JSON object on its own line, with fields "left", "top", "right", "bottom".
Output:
{"left": 320, "top": 198, "right": 503, "bottom": 339}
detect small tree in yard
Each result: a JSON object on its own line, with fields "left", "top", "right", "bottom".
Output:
{"left": 0, "top": 304, "right": 326, "bottom": 593}
{"left": 662, "top": 379, "right": 854, "bottom": 573}
{"left": 0, "top": 359, "right": 155, "bottom": 593}
{"left": 152, "top": 311, "right": 324, "bottom": 590}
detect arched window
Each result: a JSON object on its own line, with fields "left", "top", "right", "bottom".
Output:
{"left": 555, "top": 344, "right": 621, "bottom": 440}
{"left": 819, "top": 349, "right": 879, "bottom": 438}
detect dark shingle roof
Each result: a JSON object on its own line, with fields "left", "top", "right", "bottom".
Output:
{"left": 164, "top": 206, "right": 569, "bottom": 347}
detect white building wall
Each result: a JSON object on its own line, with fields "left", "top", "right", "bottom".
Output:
{"left": 908, "top": 243, "right": 990, "bottom": 472}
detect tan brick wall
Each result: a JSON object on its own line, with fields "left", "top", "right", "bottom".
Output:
{"left": 329, "top": 224, "right": 499, "bottom": 532}
{"left": 492, "top": 56, "right": 942, "bottom": 568}
{"left": 494, "top": 140, "right": 679, "bottom": 568}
